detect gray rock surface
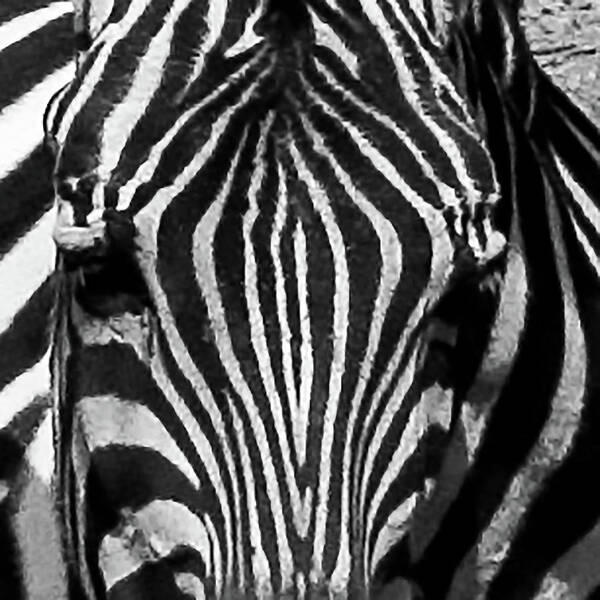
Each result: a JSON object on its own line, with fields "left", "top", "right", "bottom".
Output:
{"left": 521, "top": 0, "right": 600, "bottom": 126}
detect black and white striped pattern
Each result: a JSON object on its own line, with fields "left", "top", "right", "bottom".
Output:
{"left": 405, "top": 1, "right": 600, "bottom": 598}
{"left": 45, "top": 1, "right": 506, "bottom": 598}
{"left": 1, "top": 0, "right": 600, "bottom": 598}
{"left": 0, "top": 2, "right": 74, "bottom": 598}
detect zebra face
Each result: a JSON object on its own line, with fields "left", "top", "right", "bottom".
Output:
{"left": 47, "top": 1, "right": 505, "bottom": 597}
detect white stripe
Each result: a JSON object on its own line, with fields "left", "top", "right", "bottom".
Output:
{"left": 370, "top": 492, "right": 419, "bottom": 576}
{"left": 44, "top": 79, "right": 71, "bottom": 138}
{"left": 534, "top": 520, "right": 600, "bottom": 599}
{"left": 74, "top": 0, "right": 115, "bottom": 40}
{"left": 552, "top": 154, "right": 600, "bottom": 234}
{"left": 289, "top": 143, "right": 350, "bottom": 577}
{"left": 293, "top": 221, "right": 312, "bottom": 470}
{"left": 0, "top": 2, "right": 73, "bottom": 53}
{"left": 76, "top": 395, "right": 200, "bottom": 489}
{"left": 175, "top": 572, "right": 206, "bottom": 599}
{"left": 499, "top": 9, "right": 516, "bottom": 84}
{"left": 0, "top": 63, "right": 74, "bottom": 180}
{"left": 0, "top": 208, "right": 56, "bottom": 336}
{"left": 14, "top": 409, "right": 67, "bottom": 600}
{"left": 569, "top": 210, "right": 600, "bottom": 279}
{"left": 100, "top": 500, "right": 212, "bottom": 591}
{"left": 204, "top": 515, "right": 223, "bottom": 597}
{"left": 461, "top": 245, "right": 527, "bottom": 462}
{"left": 308, "top": 8, "right": 359, "bottom": 77}
{"left": 224, "top": 0, "right": 266, "bottom": 58}
{"left": 0, "top": 351, "right": 51, "bottom": 429}
{"left": 407, "top": 0, "right": 428, "bottom": 29}
{"left": 270, "top": 169, "right": 300, "bottom": 464}
{"left": 25, "top": 403, "right": 54, "bottom": 485}
{"left": 183, "top": 0, "right": 228, "bottom": 90}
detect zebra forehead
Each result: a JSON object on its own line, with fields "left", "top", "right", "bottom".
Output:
{"left": 49, "top": 0, "right": 498, "bottom": 206}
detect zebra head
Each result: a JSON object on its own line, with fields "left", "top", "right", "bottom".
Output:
{"left": 45, "top": 1, "right": 506, "bottom": 597}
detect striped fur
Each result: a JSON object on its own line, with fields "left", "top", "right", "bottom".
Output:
{"left": 404, "top": 1, "right": 600, "bottom": 597}
{"left": 45, "top": 1, "right": 505, "bottom": 598}
{"left": 0, "top": 2, "right": 74, "bottom": 599}
{"left": 0, "top": 0, "right": 599, "bottom": 598}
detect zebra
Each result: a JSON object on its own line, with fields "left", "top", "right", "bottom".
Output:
{"left": 44, "top": 0, "right": 508, "bottom": 597}
{"left": 0, "top": 0, "right": 598, "bottom": 599}
{"left": 407, "top": 2, "right": 600, "bottom": 598}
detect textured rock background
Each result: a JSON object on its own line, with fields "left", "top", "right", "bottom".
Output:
{"left": 521, "top": 0, "right": 600, "bottom": 127}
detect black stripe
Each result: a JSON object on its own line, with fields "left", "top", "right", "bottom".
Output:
{"left": 0, "top": 394, "right": 50, "bottom": 457}
{"left": 0, "top": 145, "right": 54, "bottom": 258}
{"left": 0, "top": 0, "right": 56, "bottom": 22}
{"left": 0, "top": 14, "right": 73, "bottom": 113}
{"left": 414, "top": 107, "right": 565, "bottom": 600}
{"left": 66, "top": 342, "right": 209, "bottom": 498}
{"left": 487, "top": 154, "right": 600, "bottom": 598}
{"left": 0, "top": 276, "right": 55, "bottom": 393}
{"left": 108, "top": 559, "right": 203, "bottom": 600}
{"left": 0, "top": 499, "right": 23, "bottom": 600}
{"left": 371, "top": 424, "right": 449, "bottom": 584}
